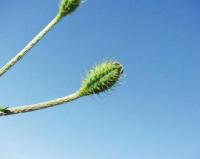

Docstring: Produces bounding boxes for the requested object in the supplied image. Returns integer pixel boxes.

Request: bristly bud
[59,0,81,17]
[79,61,124,96]
[0,107,11,114]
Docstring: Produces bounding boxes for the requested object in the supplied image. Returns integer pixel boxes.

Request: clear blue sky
[0,0,200,159]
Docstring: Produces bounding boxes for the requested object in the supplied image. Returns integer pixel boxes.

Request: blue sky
[0,0,200,159]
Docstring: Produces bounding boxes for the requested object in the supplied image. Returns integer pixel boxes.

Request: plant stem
[0,14,62,77]
[0,92,81,116]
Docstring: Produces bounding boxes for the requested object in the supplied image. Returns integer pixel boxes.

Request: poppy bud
[79,61,124,96]
[58,0,81,17]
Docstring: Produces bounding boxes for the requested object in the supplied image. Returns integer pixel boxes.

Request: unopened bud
[79,61,124,96]
[59,0,81,17]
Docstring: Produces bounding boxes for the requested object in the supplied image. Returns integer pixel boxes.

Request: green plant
[0,0,124,116]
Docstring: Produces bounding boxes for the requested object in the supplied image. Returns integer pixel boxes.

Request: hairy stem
[0,14,62,77]
[0,92,81,116]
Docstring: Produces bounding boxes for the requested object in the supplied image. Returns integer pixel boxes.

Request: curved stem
[0,14,62,77]
[0,91,81,116]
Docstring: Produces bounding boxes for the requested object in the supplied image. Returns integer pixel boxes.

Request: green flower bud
[0,107,11,114]
[79,61,124,96]
[59,0,81,17]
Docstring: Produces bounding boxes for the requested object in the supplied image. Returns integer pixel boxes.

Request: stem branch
[0,14,62,77]
[0,92,81,116]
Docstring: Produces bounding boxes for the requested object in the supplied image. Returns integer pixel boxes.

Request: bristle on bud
[79,61,124,96]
